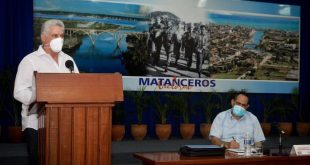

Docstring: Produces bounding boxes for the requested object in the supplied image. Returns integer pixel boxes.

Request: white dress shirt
[14,45,79,131]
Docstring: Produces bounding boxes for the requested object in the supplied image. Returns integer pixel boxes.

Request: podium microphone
[279,129,285,155]
[65,60,74,73]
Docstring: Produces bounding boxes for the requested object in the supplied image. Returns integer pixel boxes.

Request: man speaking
[14,19,79,165]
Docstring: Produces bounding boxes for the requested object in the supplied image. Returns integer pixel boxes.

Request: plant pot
[260,122,271,136]
[155,124,172,140]
[278,122,292,137]
[8,126,23,143]
[296,122,310,136]
[112,124,125,141]
[200,123,211,139]
[131,124,147,141]
[180,123,195,140]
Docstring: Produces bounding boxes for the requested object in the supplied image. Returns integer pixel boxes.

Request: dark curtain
[299,1,310,115]
[0,0,33,141]
[0,0,33,70]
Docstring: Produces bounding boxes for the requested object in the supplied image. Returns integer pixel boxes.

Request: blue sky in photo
[34,0,300,22]
[34,0,147,18]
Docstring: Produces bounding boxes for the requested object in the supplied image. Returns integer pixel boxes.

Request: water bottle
[244,132,252,156]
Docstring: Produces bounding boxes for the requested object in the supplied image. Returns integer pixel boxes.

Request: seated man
[209,91,265,149]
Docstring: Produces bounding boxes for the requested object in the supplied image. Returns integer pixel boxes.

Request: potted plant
[0,68,23,143]
[290,88,310,136]
[259,95,281,136]
[169,93,195,139]
[0,71,5,138]
[7,99,22,143]
[152,93,172,140]
[272,96,294,137]
[194,92,221,139]
[112,102,126,141]
[0,84,3,138]
[126,86,150,140]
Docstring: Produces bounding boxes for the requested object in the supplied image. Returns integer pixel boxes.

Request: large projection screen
[33,0,300,93]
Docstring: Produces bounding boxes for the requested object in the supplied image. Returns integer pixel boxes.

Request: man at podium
[209,91,265,149]
[13,19,79,165]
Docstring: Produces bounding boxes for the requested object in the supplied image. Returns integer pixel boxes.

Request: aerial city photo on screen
[34,0,300,82]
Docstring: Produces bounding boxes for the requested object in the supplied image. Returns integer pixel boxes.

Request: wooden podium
[35,73,123,165]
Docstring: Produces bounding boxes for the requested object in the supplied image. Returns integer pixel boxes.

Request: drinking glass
[255,144,263,156]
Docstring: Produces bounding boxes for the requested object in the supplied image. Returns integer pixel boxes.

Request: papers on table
[227,148,244,153]
[227,148,245,155]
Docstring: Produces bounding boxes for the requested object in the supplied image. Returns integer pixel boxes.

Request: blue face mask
[232,105,246,117]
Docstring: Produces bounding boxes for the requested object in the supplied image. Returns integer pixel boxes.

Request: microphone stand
[279,131,283,155]
[278,130,285,156]
[69,67,73,73]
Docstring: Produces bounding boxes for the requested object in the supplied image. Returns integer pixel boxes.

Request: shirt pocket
[222,121,235,138]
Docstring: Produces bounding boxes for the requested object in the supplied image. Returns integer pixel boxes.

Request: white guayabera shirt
[14,45,79,131]
[209,109,265,149]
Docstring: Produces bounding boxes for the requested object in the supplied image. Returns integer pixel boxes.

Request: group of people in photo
[148,15,210,78]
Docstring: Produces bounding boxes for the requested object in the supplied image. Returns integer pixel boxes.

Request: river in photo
[34,13,149,75]
[244,30,264,49]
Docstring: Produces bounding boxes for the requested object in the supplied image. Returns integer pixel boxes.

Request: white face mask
[49,37,64,53]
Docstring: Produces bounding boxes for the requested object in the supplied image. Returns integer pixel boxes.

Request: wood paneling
[39,105,112,165]
[86,107,99,165]
[72,107,86,165]
[36,73,123,103]
[36,73,123,165]
[59,107,72,165]
[49,107,59,165]
[99,107,112,165]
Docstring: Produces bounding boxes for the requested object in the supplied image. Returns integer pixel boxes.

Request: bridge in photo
[65,28,147,47]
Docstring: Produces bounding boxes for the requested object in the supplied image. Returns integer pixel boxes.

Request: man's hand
[229,139,240,149]
[210,136,240,149]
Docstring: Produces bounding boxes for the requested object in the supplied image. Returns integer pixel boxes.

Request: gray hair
[41,19,65,36]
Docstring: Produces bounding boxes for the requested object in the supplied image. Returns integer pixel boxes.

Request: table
[133,152,310,165]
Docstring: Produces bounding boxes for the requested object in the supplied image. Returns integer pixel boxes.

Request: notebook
[179,145,225,157]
